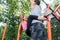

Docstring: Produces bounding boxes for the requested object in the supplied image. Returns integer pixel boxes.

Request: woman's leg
[27,15,38,27]
[26,15,46,38]
[26,15,38,37]
[31,22,46,40]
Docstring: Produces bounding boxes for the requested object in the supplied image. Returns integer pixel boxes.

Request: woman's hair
[34,0,40,5]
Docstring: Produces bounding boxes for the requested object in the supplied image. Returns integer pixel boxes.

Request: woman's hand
[23,16,28,21]
[19,13,23,21]
[38,16,47,20]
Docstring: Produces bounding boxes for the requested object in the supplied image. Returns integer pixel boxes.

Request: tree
[0,0,30,40]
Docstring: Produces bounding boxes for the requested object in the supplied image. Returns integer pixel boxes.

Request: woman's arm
[26,15,47,37]
[27,15,47,27]
[19,13,23,21]
[27,15,38,27]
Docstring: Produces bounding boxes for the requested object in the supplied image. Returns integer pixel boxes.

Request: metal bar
[2,22,8,40]
[42,0,60,22]
[16,22,22,40]
[46,4,52,40]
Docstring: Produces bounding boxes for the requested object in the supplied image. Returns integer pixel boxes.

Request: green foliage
[19,0,30,16]
[0,26,4,39]
[20,31,30,40]
[0,0,30,40]
[51,18,60,40]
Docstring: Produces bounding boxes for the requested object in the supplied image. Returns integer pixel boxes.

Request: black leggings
[27,15,38,28]
[27,15,47,28]
[26,15,45,37]
[26,15,38,37]
[30,22,46,40]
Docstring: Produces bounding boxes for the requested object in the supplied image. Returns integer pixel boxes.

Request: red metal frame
[47,4,60,40]
[2,23,8,40]
[16,23,22,40]
[46,4,52,40]
[16,15,23,40]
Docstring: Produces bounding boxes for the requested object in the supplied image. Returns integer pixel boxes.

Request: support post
[46,4,52,40]
[2,22,8,40]
[16,23,22,40]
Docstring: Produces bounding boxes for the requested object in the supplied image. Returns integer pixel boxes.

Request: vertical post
[47,16,52,40]
[2,22,8,40]
[16,14,23,40]
[46,4,52,40]
[16,23,22,40]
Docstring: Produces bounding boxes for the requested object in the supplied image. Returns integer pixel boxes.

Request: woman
[26,0,47,40]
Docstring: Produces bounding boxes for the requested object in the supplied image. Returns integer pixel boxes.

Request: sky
[41,0,54,10]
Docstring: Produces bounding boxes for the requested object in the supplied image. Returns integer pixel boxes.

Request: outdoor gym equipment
[42,0,60,40]
[45,4,60,40]
[42,0,60,22]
